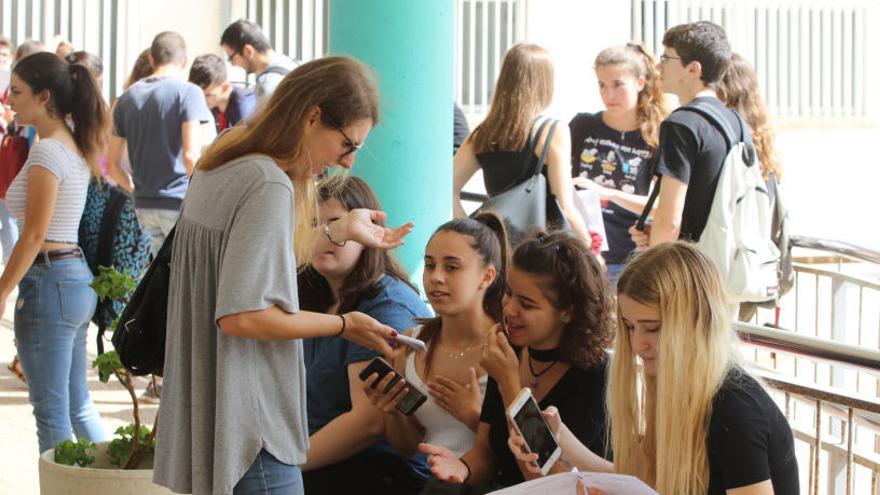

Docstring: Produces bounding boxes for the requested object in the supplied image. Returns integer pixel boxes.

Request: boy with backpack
[632,21,779,303]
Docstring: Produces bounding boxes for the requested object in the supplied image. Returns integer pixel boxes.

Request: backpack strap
[636,176,660,231]
[259,65,292,78]
[94,183,130,355]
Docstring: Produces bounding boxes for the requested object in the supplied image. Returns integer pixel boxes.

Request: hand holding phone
[359,356,427,416]
[506,388,561,476]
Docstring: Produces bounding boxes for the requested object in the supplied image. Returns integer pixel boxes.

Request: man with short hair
[632,21,746,247]
[189,53,256,133]
[108,31,212,257]
[220,19,299,104]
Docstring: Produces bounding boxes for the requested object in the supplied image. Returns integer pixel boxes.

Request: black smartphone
[358,357,427,416]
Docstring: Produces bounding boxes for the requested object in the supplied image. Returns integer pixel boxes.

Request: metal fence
[631,0,873,119]
[0,0,122,98]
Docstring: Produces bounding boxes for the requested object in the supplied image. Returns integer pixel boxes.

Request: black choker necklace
[529,347,560,362]
[527,347,560,389]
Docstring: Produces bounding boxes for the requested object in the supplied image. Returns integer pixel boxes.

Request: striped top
[6,139,91,244]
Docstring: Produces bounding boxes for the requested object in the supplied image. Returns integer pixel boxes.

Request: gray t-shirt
[113,76,212,211]
[153,156,308,495]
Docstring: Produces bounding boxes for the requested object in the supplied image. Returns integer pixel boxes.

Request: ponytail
[67,62,108,178]
[471,211,509,323]
[626,43,669,152]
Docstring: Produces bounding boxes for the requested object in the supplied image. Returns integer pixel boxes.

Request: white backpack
[638,102,780,303]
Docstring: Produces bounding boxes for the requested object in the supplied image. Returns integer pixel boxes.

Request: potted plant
[38,266,172,494]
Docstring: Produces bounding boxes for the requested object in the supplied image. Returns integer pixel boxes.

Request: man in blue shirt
[107,31,212,257]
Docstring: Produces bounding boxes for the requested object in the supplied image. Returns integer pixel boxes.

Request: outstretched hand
[418,443,469,483]
[343,208,413,249]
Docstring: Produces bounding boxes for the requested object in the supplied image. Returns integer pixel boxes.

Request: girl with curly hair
[508,242,798,494]
[421,230,614,490]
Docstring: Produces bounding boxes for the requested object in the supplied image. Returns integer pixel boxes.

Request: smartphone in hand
[359,356,427,416]
[507,387,561,476]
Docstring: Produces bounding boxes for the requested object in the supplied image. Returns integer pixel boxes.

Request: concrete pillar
[329,0,454,282]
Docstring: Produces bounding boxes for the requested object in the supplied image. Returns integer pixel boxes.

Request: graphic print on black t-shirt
[569,112,653,264]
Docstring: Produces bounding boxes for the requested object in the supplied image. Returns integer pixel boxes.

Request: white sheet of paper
[573,189,609,252]
[487,471,658,495]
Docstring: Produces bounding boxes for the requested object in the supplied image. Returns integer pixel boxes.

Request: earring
[560,314,571,324]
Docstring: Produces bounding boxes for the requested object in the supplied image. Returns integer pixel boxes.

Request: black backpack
[111,225,174,377]
[79,179,151,353]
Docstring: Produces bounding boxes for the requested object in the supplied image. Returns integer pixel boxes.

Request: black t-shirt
[479,357,609,487]
[654,96,746,241]
[707,369,799,494]
[569,112,654,264]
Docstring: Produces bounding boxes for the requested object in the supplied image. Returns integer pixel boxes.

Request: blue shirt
[304,274,432,477]
[113,76,212,211]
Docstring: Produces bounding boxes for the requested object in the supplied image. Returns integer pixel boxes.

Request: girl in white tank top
[363,213,511,479]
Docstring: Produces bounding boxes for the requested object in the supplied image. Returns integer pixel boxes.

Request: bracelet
[324,223,347,247]
[337,314,346,336]
[459,457,472,484]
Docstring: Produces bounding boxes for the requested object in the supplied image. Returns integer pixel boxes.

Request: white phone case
[506,387,562,476]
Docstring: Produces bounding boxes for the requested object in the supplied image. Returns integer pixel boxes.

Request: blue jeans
[234,449,303,495]
[135,208,178,258]
[14,254,107,453]
[0,200,19,264]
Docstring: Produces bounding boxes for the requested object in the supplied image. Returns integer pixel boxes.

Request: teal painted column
[330,0,454,284]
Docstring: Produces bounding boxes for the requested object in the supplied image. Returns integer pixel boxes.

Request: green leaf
[53,439,96,467]
[92,351,123,383]
[90,266,136,303]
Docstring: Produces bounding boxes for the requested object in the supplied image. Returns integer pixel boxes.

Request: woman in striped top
[2,52,109,453]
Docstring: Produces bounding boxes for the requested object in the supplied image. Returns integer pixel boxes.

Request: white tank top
[405,328,488,457]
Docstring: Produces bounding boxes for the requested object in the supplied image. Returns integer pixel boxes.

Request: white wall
[523,0,632,122]
[115,0,232,93]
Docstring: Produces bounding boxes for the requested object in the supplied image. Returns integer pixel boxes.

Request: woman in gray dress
[153,56,408,495]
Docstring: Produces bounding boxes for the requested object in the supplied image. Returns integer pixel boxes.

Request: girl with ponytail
[1,51,110,453]
[569,42,669,284]
[363,212,508,494]
[422,230,614,490]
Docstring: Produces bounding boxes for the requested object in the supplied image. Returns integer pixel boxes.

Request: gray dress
[153,156,309,495]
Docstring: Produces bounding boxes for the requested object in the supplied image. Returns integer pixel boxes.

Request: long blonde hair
[717,53,781,181]
[469,43,554,154]
[198,56,379,264]
[594,43,668,151]
[610,242,737,494]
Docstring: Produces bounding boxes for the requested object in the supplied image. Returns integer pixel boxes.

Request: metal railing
[738,321,880,495]
[739,236,880,494]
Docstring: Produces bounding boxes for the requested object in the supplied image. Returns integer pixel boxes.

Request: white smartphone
[395,333,427,352]
[506,387,561,476]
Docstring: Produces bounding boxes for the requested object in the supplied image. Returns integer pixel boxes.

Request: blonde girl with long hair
[452,43,593,246]
[569,43,668,284]
[154,57,410,495]
[508,242,799,495]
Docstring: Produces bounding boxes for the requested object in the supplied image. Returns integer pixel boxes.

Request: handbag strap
[534,119,558,176]
[521,118,554,177]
